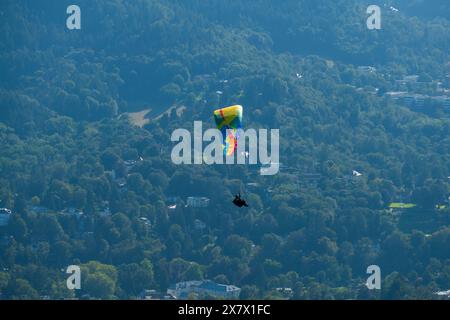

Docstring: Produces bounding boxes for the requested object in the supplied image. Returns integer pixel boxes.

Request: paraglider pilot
[232,193,249,207]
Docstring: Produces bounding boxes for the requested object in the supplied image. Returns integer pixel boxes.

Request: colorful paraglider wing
[213,105,243,156]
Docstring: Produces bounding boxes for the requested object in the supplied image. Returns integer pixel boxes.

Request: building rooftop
[169,280,240,293]
[0,208,12,215]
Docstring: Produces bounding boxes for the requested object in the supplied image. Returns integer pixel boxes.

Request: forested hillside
[0,0,449,299]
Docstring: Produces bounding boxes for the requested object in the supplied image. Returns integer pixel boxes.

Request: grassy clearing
[389,202,416,209]
[125,109,151,127]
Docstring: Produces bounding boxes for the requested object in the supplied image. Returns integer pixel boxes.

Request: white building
[435,290,450,300]
[432,96,450,109]
[139,289,175,300]
[61,208,84,219]
[0,208,12,226]
[275,287,294,298]
[139,217,152,227]
[403,75,419,83]
[357,66,376,73]
[124,159,137,170]
[187,197,210,208]
[167,280,241,299]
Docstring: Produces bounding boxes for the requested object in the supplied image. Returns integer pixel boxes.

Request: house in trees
[275,287,294,299]
[167,196,180,210]
[299,173,322,187]
[167,280,241,299]
[60,208,84,219]
[186,197,210,208]
[139,289,175,300]
[434,290,450,300]
[246,182,260,190]
[28,205,50,214]
[0,208,12,226]
[194,219,206,231]
[357,66,376,74]
[433,95,450,109]
[98,201,111,217]
[124,159,137,172]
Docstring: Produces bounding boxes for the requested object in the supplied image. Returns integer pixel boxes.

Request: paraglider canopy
[213,105,243,156]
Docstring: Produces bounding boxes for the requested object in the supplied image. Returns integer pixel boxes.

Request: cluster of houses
[139,279,242,300]
[167,280,241,300]
[275,287,294,299]
[357,64,450,113]
[386,91,450,110]
[27,199,113,219]
[167,196,211,210]
[138,280,241,300]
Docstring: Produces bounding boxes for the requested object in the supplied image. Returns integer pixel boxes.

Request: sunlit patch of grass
[389,202,416,209]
